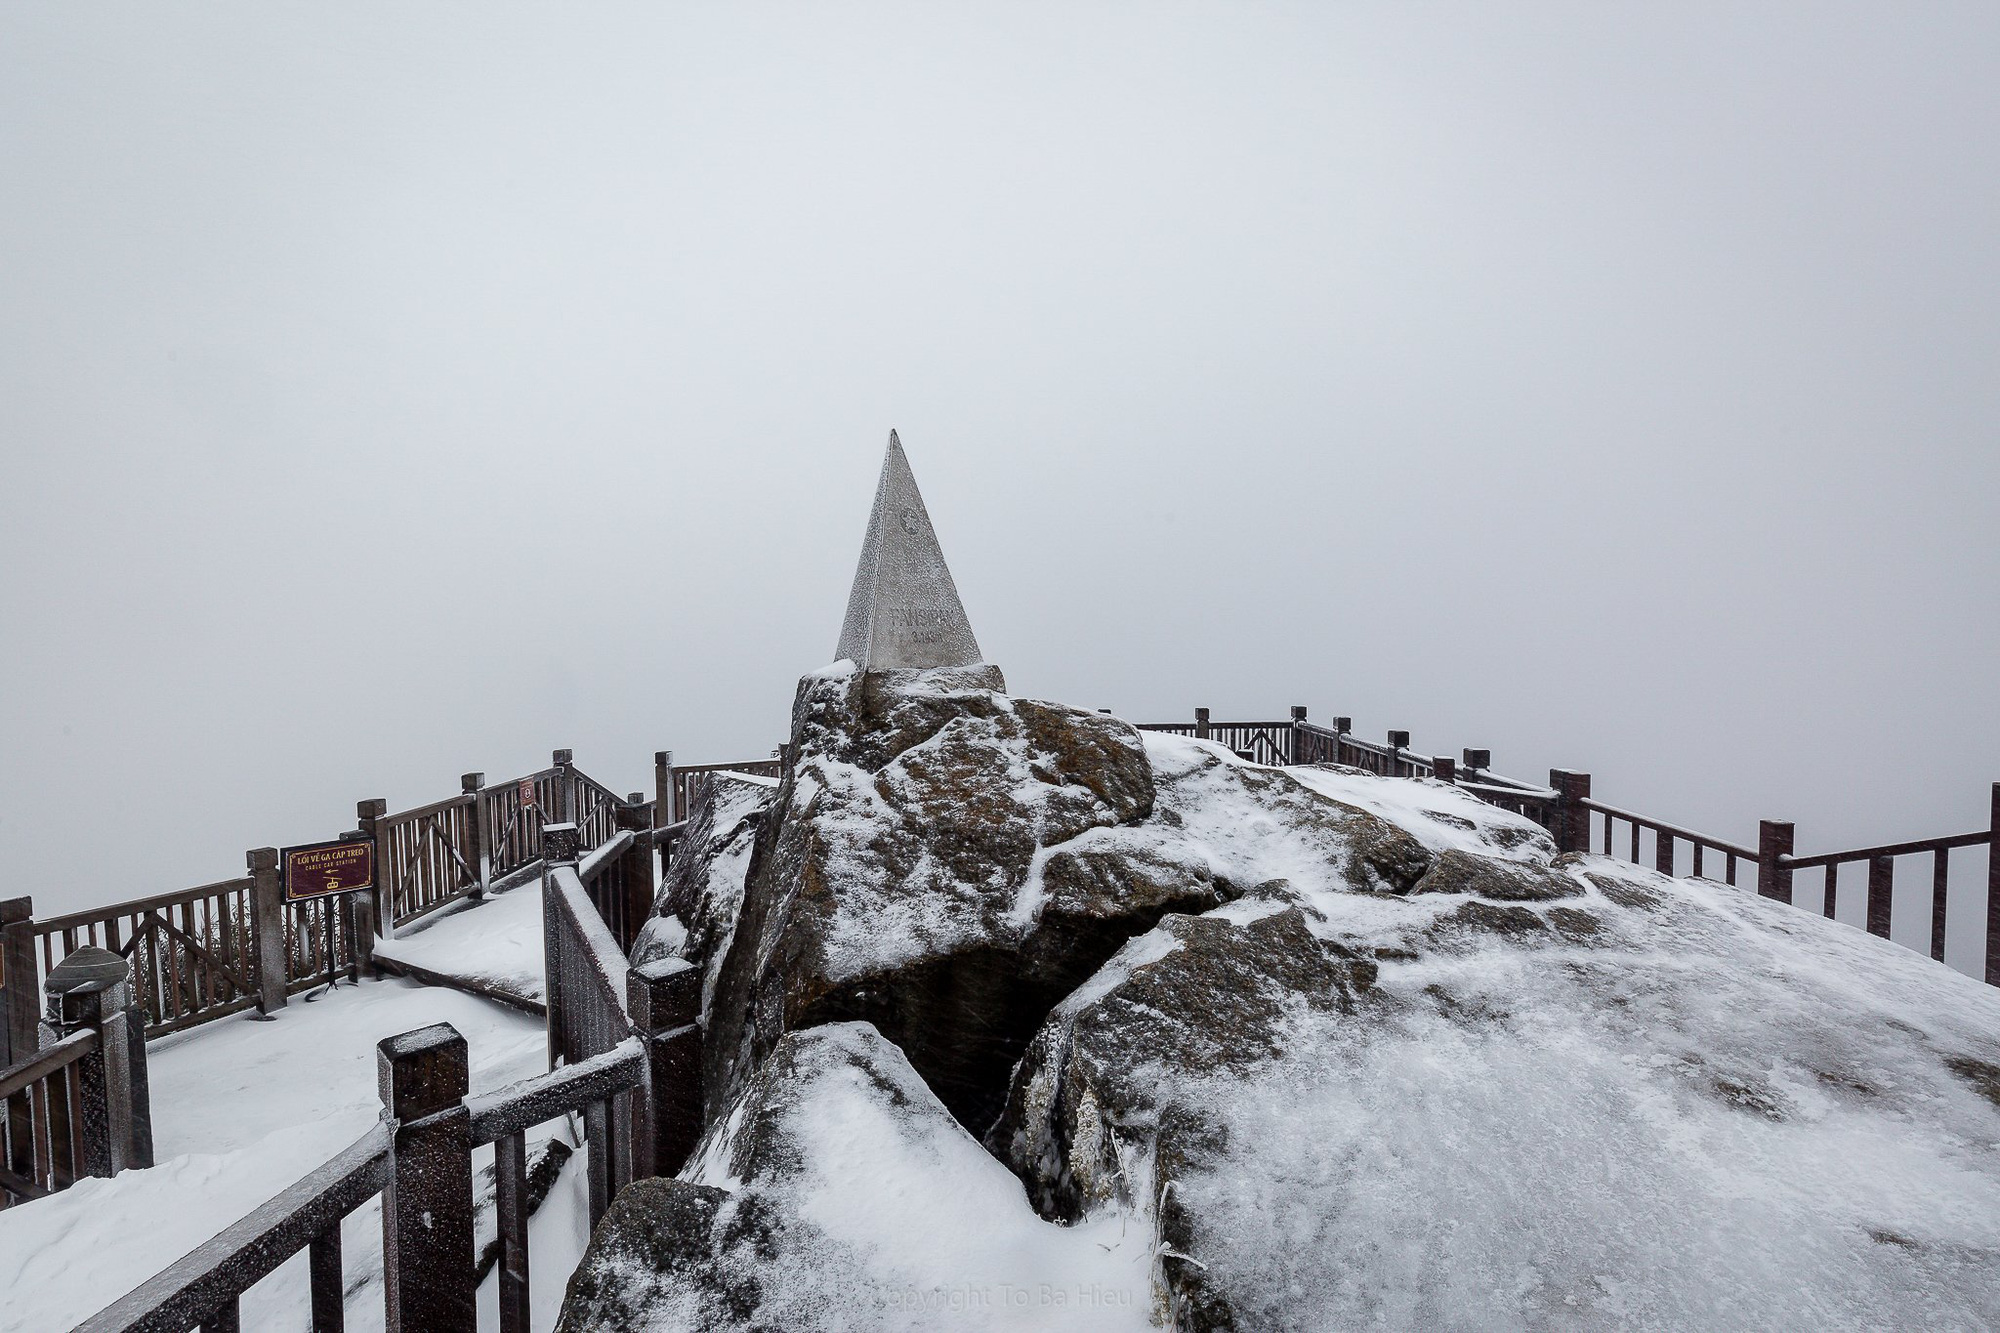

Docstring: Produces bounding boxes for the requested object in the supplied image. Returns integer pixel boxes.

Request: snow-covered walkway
[371,878,549,1012]
[2,921,583,1332]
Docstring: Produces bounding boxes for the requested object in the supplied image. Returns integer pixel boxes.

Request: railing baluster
[47,1065,74,1189]
[1629,821,1639,863]
[1656,830,1675,877]
[309,1224,344,1333]
[1726,851,1737,886]
[584,1098,611,1229]
[1931,847,1949,962]
[200,1296,241,1333]
[1692,843,1704,880]
[495,1129,531,1333]
[1824,863,1839,920]
[1866,855,1893,939]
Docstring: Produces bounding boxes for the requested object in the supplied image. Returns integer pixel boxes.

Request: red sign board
[281,838,375,903]
[519,778,537,809]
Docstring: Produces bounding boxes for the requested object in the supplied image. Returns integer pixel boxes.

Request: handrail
[1459,780,1558,804]
[477,766,561,798]
[1782,829,1989,871]
[32,877,255,935]
[550,866,629,1010]
[579,830,636,884]
[1579,797,1756,860]
[73,1124,392,1333]
[467,1038,644,1147]
[0,1028,98,1101]
[377,789,474,826]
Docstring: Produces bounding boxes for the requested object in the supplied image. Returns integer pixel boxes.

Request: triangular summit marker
[835,431,983,670]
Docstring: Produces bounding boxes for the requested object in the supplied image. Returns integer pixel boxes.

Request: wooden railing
[370,750,633,931]
[29,879,259,1038]
[75,831,704,1333]
[1150,706,1999,989]
[1768,812,1995,967]
[1,950,151,1209]
[655,750,784,826]
[0,1029,99,1205]
[72,1023,655,1333]
[1580,797,1760,889]
[0,749,656,1055]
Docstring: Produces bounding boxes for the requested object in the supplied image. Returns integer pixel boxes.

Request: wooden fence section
[1,749,643,1052]
[0,1029,96,1205]
[22,873,367,1041]
[28,879,258,1038]
[1150,706,2000,989]
[1,941,152,1210]
[372,750,633,931]
[76,842,703,1333]
[656,750,784,826]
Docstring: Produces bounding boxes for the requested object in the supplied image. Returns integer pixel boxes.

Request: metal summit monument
[834,431,984,671]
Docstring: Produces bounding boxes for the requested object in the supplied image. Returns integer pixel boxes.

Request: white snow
[1288,761,1558,863]
[370,880,547,1009]
[675,1023,1156,1331]
[1092,856,2000,1328]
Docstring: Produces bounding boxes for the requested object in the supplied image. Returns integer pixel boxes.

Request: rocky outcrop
[583,674,2000,1332]
[993,855,2000,1330]
[558,1023,1157,1333]
[699,664,1189,1134]
[688,664,1440,1137]
[632,770,776,1018]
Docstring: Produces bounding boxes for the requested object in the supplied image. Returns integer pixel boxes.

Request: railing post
[1,896,37,1066]
[1549,771,1593,855]
[1333,717,1352,765]
[1463,749,1491,774]
[1866,855,1894,939]
[613,795,655,955]
[553,749,576,824]
[628,957,702,1180]
[1289,706,1307,765]
[45,947,143,1178]
[1193,708,1210,741]
[1432,755,1456,785]
[654,749,676,836]
[1758,820,1795,902]
[358,798,389,940]
[541,823,580,1071]
[1986,783,1999,986]
[379,1023,475,1333]
[1387,731,1410,778]
[463,773,488,902]
[247,848,289,1018]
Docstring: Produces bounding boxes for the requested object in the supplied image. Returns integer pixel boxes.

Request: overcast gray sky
[3,5,1995,969]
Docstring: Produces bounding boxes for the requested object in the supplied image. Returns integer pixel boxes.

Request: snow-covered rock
[556,1023,1154,1332]
[999,852,2000,1329]
[701,664,1198,1133]
[587,681,2000,1331]
[633,768,777,1022]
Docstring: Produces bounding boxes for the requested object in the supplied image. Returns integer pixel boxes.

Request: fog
[3,6,1995,971]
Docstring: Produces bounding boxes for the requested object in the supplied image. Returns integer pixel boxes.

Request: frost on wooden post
[834,430,984,671]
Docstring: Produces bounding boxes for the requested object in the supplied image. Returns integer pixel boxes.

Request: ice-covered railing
[1144,705,1999,989]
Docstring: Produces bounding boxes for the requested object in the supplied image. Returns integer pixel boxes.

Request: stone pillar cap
[46,946,128,995]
